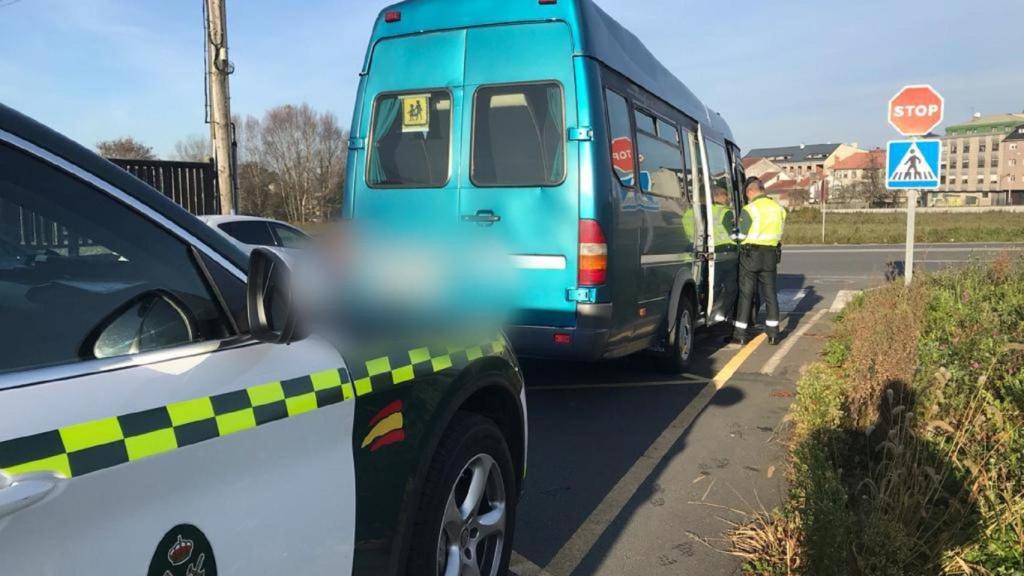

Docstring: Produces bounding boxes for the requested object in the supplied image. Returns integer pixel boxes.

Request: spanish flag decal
[362,400,405,451]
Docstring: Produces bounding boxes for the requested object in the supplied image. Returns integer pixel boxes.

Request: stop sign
[888,85,944,136]
[611,137,634,174]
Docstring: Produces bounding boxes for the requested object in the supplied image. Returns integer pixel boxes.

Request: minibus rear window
[471,82,565,187]
[367,90,451,188]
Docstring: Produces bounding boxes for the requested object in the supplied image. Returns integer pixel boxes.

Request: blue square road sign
[887,139,941,190]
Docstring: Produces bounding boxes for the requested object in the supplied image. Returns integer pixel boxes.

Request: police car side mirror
[246,247,305,345]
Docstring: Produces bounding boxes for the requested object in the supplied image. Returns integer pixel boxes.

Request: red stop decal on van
[611,137,634,174]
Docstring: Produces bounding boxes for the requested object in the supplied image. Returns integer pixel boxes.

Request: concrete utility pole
[206,0,235,215]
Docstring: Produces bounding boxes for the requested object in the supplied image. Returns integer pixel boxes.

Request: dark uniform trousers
[734,244,781,338]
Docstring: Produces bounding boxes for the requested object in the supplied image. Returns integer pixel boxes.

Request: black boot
[726,332,749,345]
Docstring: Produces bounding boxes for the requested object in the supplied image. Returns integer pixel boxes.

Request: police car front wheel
[408,412,517,576]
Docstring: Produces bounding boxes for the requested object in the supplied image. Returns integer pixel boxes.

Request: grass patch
[732,254,1024,575]
[786,209,1024,245]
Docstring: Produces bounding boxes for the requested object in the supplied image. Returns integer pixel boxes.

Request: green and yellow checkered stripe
[0,336,508,479]
[0,368,353,479]
[348,337,507,397]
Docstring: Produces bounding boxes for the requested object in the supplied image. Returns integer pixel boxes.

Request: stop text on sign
[892,104,940,118]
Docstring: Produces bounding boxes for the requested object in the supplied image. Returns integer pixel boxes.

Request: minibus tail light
[384,11,401,23]
[578,219,607,286]
[539,0,557,4]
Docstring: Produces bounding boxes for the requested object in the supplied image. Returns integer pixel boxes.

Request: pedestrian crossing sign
[886,139,941,190]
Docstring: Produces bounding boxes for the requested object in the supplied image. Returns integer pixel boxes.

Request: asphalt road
[510,242,1023,576]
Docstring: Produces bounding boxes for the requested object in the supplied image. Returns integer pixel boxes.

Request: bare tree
[174,135,212,162]
[235,114,282,218]
[253,104,347,223]
[853,153,894,207]
[96,137,155,160]
[857,167,890,207]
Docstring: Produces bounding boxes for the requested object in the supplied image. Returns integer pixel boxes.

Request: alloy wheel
[678,308,693,362]
[436,453,507,576]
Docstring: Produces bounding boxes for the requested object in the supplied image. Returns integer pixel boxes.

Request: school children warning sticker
[402,95,430,132]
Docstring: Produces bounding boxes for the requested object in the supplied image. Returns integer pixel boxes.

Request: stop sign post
[887,84,944,285]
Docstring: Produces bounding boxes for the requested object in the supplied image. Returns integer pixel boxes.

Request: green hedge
[786,209,1024,245]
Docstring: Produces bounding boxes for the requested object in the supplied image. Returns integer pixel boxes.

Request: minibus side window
[635,110,685,200]
[634,111,656,135]
[688,130,709,245]
[729,145,747,209]
[686,131,704,202]
[706,140,737,212]
[657,120,679,144]
[471,82,565,187]
[367,90,451,188]
[604,89,635,187]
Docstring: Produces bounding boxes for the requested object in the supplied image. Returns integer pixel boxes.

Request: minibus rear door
[458,23,580,328]
[353,31,466,228]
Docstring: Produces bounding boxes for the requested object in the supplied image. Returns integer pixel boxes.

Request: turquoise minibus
[343,0,746,370]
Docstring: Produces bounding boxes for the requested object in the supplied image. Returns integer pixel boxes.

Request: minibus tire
[658,297,695,373]
[406,412,517,576]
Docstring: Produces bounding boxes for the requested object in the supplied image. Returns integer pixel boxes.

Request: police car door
[0,140,356,575]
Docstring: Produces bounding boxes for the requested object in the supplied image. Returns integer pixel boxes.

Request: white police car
[0,103,526,576]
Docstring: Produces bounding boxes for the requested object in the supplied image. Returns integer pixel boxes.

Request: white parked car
[199,214,311,253]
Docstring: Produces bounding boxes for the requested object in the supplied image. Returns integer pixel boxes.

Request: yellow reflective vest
[711,203,735,247]
[738,195,787,247]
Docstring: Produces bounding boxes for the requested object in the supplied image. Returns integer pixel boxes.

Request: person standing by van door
[731,177,787,345]
[711,188,735,248]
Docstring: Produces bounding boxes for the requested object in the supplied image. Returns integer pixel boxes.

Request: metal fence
[110,158,220,216]
[0,197,98,254]
[10,208,96,253]
[2,160,219,253]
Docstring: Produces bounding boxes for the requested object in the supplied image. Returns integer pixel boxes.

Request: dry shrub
[730,510,802,576]
[835,282,928,428]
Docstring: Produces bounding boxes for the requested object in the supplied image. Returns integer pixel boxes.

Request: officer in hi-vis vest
[711,188,735,248]
[731,177,787,345]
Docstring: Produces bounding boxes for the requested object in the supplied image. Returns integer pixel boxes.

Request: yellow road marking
[538,335,766,576]
[714,333,766,389]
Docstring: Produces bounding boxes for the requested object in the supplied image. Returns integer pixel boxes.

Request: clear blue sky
[2,0,1021,157]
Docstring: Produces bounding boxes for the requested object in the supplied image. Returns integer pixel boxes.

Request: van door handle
[461,210,501,225]
[0,477,58,519]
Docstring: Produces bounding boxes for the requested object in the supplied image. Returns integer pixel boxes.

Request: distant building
[1002,124,1024,205]
[741,157,782,179]
[758,170,790,188]
[831,149,886,184]
[937,113,1024,207]
[766,176,811,208]
[830,149,899,207]
[744,143,862,178]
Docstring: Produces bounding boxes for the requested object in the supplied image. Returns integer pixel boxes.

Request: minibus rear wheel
[659,297,695,373]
